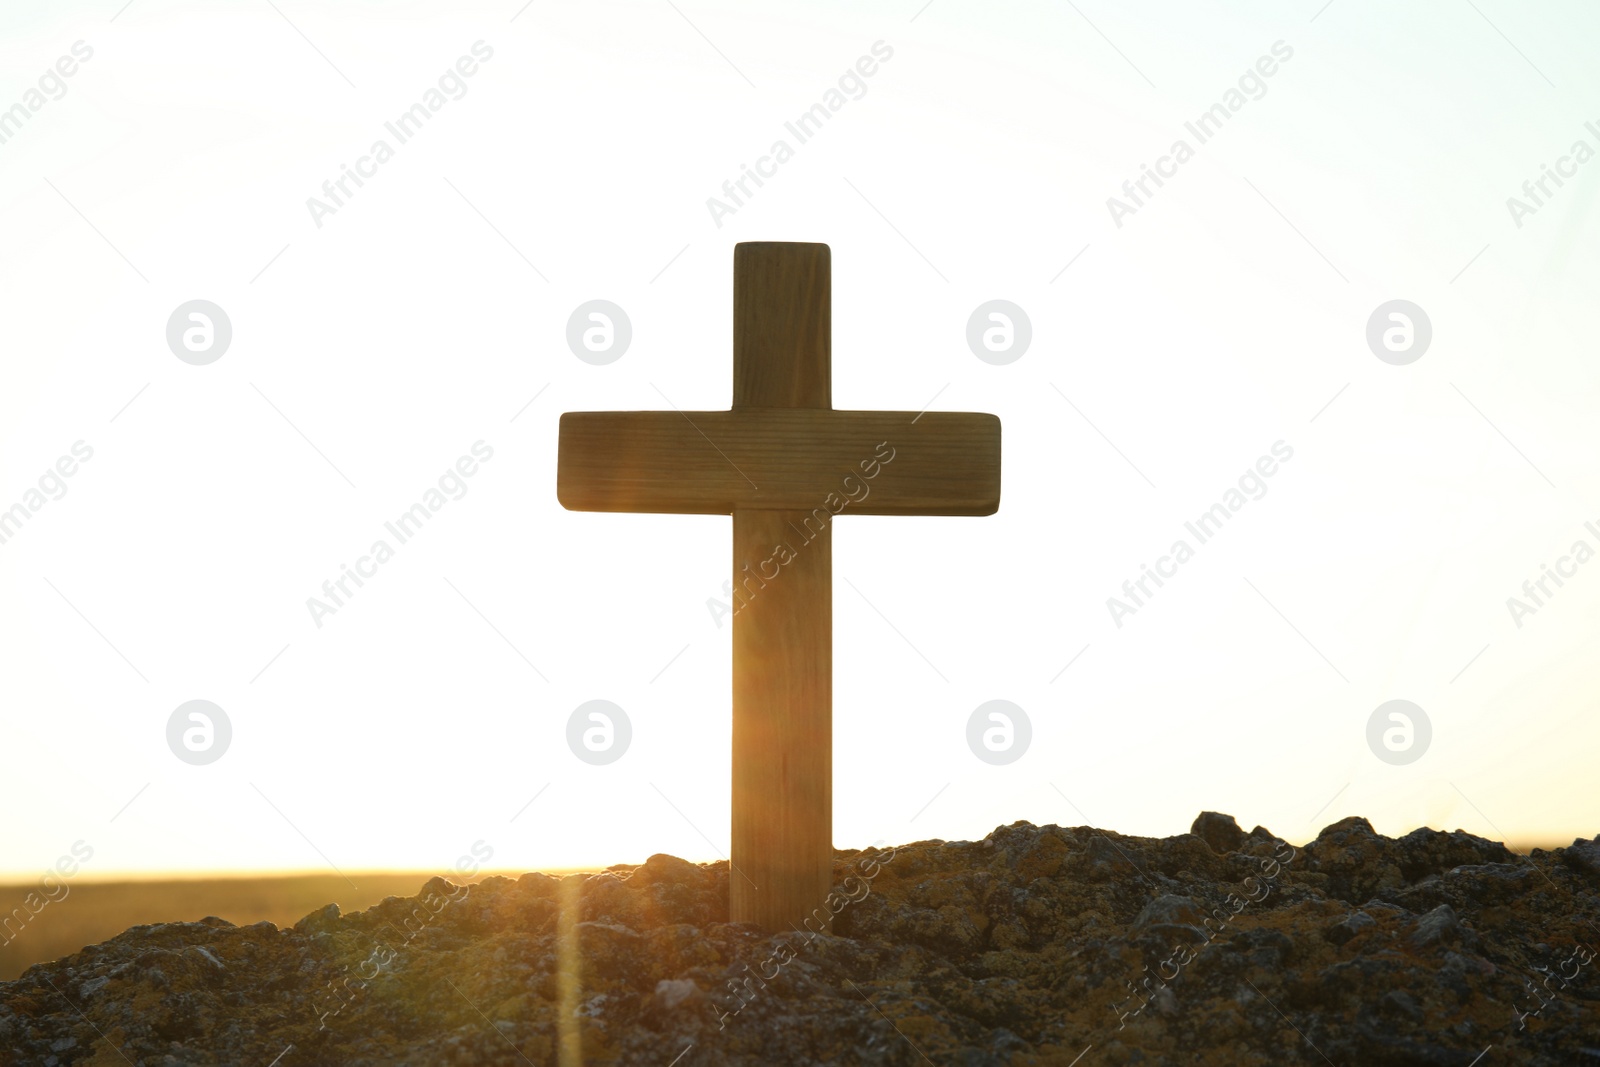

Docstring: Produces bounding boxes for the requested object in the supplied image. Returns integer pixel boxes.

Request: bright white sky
[3,1,1599,881]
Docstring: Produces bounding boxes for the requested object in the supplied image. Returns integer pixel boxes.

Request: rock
[293,902,340,933]
[1013,830,1070,881]
[1563,835,1600,878]
[652,977,700,1010]
[1410,903,1464,947]
[1323,909,1377,946]
[1191,811,1245,854]
[1,826,1596,1065]
[627,852,707,888]
[189,945,225,970]
[1132,894,1207,943]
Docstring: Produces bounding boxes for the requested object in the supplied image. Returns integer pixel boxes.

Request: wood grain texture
[556,409,1001,515]
[733,242,830,411]
[729,506,832,933]
[730,243,833,932]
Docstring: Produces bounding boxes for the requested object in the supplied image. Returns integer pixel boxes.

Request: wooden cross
[557,242,1001,931]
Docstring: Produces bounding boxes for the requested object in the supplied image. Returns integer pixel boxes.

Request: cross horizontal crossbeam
[557,409,1000,515]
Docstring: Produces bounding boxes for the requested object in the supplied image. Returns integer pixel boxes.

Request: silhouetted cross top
[557,242,1002,931]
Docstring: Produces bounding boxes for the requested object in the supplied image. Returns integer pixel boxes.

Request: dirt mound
[2,815,1596,1065]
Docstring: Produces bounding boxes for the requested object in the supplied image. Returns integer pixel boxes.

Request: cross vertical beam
[729,242,834,930]
[733,242,830,410]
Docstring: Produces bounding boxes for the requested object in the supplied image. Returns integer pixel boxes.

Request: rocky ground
[2,814,1597,1066]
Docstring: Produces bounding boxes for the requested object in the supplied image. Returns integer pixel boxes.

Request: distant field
[0,871,569,981]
